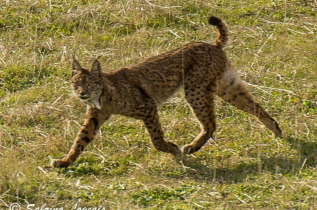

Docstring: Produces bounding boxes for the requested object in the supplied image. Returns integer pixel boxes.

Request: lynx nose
[78,90,88,99]
[79,91,86,96]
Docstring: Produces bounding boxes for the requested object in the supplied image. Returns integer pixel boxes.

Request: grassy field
[0,0,316,209]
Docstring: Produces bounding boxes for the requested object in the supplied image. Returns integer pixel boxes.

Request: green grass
[0,0,316,209]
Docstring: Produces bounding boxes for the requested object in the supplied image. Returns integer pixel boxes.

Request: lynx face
[71,59,103,109]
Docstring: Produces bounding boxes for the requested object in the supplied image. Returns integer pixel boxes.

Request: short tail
[208,16,228,48]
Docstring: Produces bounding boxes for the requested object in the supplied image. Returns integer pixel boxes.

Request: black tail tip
[208,16,222,26]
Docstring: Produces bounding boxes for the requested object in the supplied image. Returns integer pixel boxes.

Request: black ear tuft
[208,16,222,26]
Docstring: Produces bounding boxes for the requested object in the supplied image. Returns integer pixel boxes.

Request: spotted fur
[52,16,281,168]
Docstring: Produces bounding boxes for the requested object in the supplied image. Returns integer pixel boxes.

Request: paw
[172,147,182,157]
[181,144,197,155]
[276,132,282,138]
[51,159,71,168]
[168,142,182,157]
[275,129,282,138]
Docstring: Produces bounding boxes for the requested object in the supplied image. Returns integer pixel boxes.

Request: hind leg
[181,86,216,155]
[217,69,282,137]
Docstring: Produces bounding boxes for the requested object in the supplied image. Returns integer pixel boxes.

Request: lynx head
[70,58,103,109]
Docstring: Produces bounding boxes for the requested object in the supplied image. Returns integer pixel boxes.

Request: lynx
[52,16,282,168]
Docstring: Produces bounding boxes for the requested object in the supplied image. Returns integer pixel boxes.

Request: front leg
[52,108,109,168]
[143,110,181,157]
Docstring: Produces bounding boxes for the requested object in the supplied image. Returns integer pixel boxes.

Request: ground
[0,0,316,209]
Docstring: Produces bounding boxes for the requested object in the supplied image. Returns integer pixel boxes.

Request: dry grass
[0,0,316,209]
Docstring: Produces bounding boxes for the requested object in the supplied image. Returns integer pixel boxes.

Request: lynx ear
[72,59,82,70]
[91,58,102,77]
[72,59,82,77]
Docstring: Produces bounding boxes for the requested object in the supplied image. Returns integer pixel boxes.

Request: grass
[0,0,316,209]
